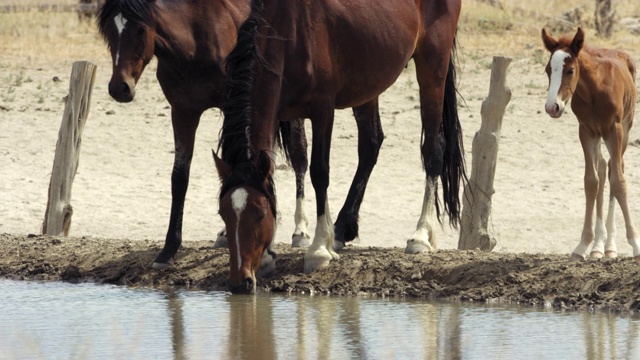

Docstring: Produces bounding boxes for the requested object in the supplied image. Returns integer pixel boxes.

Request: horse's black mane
[218,0,276,217]
[97,0,155,44]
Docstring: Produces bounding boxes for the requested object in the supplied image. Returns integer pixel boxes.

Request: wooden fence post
[458,56,512,251]
[43,61,97,236]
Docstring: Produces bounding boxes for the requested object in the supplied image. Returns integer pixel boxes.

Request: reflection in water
[1,280,639,359]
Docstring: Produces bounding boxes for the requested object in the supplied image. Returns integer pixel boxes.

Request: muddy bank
[1,233,639,313]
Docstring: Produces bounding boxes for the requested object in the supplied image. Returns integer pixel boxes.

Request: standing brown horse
[97,0,312,270]
[542,28,640,261]
[215,0,465,293]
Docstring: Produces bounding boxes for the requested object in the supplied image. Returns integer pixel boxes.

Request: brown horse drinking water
[542,28,640,261]
[215,0,465,293]
[97,0,313,270]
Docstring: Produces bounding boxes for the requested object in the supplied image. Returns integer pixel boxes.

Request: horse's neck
[154,0,249,64]
[574,50,598,104]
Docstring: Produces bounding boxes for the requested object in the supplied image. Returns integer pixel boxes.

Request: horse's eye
[567,69,574,75]
[137,27,146,36]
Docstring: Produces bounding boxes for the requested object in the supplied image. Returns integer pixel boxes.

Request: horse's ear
[541,28,558,52]
[212,150,231,182]
[570,27,585,55]
[256,151,273,181]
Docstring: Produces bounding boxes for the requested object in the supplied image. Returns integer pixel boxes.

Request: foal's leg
[571,130,600,261]
[589,148,608,259]
[153,107,202,269]
[287,118,311,248]
[334,99,384,250]
[304,106,339,274]
[604,126,640,259]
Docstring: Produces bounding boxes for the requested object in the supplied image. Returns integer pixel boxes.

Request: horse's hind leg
[334,99,384,250]
[153,107,202,269]
[287,118,311,248]
[406,34,457,254]
[604,125,640,259]
[304,105,339,274]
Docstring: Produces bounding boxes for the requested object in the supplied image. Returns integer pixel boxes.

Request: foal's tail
[439,36,467,228]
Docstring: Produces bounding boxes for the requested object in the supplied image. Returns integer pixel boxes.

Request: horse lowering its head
[98,0,155,102]
[541,28,640,261]
[213,151,277,294]
[218,0,463,281]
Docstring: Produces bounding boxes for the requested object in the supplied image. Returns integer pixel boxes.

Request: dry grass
[0,1,638,70]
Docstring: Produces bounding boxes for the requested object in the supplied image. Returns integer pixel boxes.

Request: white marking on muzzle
[231,188,248,271]
[114,13,128,66]
[546,50,571,113]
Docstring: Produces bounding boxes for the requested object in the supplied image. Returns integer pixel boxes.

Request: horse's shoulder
[585,47,635,77]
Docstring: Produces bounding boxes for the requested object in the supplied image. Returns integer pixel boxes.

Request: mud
[2,233,639,313]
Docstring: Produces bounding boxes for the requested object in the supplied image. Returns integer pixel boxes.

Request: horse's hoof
[404,239,432,254]
[292,233,311,248]
[303,247,332,274]
[213,232,228,249]
[152,261,172,270]
[590,251,604,259]
[569,253,585,261]
[634,255,640,263]
[257,259,276,278]
[604,250,618,258]
[333,239,345,252]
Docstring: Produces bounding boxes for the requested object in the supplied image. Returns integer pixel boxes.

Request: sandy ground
[1,1,640,312]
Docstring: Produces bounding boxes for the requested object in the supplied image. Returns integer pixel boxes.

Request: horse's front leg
[571,130,600,261]
[589,149,608,258]
[153,106,201,269]
[304,106,339,274]
[334,99,384,250]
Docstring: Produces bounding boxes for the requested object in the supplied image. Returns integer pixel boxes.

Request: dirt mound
[2,234,639,313]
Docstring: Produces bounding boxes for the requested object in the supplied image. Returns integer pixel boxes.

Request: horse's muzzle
[228,276,256,294]
[108,80,135,103]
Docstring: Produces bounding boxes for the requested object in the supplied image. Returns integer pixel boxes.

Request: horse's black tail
[439,36,467,228]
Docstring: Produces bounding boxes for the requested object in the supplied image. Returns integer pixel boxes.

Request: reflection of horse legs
[153,107,202,269]
[334,100,384,249]
[213,118,311,248]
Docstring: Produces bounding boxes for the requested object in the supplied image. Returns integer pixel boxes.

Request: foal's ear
[212,150,231,182]
[541,28,558,52]
[570,27,585,54]
[256,151,273,181]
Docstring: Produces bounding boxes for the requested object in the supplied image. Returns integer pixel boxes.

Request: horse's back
[270,0,422,109]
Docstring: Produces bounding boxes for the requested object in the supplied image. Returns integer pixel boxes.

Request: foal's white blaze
[231,188,248,271]
[545,50,571,114]
[113,13,128,66]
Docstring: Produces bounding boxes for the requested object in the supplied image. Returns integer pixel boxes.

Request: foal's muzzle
[545,101,565,118]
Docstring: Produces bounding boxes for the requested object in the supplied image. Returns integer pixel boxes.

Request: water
[1,280,639,360]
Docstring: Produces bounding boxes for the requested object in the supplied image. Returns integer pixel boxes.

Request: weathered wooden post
[458,56,512,251]
[595,0,615,38]
[43,61,97,236]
